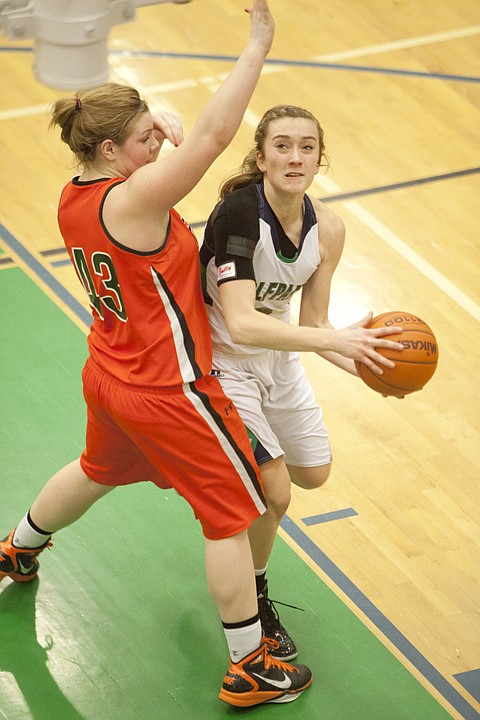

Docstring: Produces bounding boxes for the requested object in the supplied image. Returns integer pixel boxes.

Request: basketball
[354,312,439,397]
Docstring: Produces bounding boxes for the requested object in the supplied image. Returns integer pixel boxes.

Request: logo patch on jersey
[217,261,237,281]
[210,369,225,379]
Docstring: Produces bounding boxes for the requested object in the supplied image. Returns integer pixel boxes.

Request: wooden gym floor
[0,1,479,718]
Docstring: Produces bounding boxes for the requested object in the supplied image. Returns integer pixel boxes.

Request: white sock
[254,564,268,577]
[223,617,262,662]
[255,564,268,595]
[13,512,52,548]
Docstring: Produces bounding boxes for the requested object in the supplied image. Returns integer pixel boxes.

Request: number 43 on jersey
[71,247,127,322]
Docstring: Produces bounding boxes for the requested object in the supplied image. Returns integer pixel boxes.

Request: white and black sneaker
[219,641,312,707]
[258,580,299,660]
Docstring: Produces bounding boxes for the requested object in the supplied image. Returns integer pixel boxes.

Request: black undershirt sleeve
[213,184,260,285]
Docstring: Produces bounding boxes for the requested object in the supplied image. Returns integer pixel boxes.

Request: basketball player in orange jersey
[200,105,404,659]
[0,2,316,708]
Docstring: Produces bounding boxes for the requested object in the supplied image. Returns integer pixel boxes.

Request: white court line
[0,103,51,120]
[310,174,480,322]
[313,25,480,62]
[1,62,477,323]
[126,78,198,95]
[344,201,480,321]
[245,110,480,324]
[2,23,477,121]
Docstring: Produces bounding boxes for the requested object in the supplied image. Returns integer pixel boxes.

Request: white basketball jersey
[201,183,321,356]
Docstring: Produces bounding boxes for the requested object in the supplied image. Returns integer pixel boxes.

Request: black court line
[192,166,480,223]
[1,46,479,83]
[0,256,15,267]
[112,51,480,84]
[1,166,477,268]
[0,224,92,327]
[281,516,480,720]
[319,167,480,203]
[302,508,359,525]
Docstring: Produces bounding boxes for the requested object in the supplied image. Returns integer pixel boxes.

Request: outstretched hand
[245,0,275,56]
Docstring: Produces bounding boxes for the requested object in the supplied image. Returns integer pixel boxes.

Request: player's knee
[289,463,331,490]
[259,457,291,518]
[265,484,291,519]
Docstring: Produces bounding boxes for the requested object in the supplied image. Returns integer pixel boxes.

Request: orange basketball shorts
[80,358,266,540]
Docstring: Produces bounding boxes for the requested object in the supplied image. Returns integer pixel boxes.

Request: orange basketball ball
[354,311,439,397]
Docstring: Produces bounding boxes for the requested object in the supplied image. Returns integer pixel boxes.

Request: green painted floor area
[0,267,454,719]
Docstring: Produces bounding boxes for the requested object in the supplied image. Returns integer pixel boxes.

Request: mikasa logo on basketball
[400,339,437,355]
[217,262,237,281]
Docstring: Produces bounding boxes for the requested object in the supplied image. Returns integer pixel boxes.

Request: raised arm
[124,0,274,217]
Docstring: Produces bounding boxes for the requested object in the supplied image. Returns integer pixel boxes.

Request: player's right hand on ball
[339,313,404,374]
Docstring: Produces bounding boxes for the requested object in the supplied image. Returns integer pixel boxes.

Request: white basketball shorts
[211,349,331,468]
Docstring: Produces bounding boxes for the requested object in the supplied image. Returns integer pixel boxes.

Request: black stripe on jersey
[190,383,267,507]
[94,178,171,256]
[151,267,203,380]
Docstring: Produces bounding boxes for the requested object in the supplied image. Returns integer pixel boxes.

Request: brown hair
[219,105,328,197]
[49,83,149,167]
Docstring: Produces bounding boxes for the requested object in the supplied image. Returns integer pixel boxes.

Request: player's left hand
[153,111,184,147]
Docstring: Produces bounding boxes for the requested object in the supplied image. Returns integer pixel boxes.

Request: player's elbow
[204,127,235,160]
[224,316,255,346]
[226,321,251,346]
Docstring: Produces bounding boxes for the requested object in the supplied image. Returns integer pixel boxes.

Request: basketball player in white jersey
[200,105,403,659]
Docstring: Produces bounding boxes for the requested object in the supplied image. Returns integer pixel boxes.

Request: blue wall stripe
[280,514,479,720]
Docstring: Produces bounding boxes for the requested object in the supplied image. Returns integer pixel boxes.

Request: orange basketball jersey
[58,177,212,387]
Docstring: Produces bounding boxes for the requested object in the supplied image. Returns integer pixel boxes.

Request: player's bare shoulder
[309,195,346,256]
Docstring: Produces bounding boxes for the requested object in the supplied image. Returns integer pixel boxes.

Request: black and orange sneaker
[258,580,299,660]
[0,529,51,583]
[219,641,312,707]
